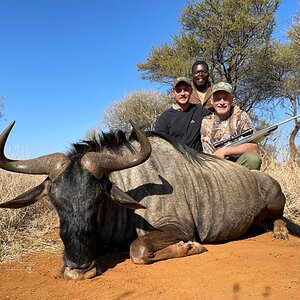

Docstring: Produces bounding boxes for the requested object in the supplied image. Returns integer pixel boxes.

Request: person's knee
[237,152,262,170]
[247,152,262,170]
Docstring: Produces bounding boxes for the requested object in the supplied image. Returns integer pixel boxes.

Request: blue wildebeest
[0,121,288,280]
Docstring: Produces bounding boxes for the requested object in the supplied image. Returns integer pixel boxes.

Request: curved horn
[0,121,70,180]
[81,120,152,178]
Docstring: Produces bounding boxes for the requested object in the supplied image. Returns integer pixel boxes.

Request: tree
[247,13,300,164]
[281,13,300,164]
[288,11,300,65]
[137,0,280,111]
[102,90,172,132]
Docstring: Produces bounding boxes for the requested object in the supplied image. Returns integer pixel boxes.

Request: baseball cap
[172,76,191,89]
[212,82,233,94]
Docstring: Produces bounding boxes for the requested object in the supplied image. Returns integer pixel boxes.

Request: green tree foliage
[137,0,280,110]
[288,12,300,64]
[102,90,172,132]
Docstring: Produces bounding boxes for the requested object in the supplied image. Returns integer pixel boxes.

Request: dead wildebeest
[0,121,288,280]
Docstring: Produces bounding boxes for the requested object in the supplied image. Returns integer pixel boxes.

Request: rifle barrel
[219,114,300,148]
[274,114,300,127]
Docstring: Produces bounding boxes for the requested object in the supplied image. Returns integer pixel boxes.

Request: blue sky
[0,0,299,158]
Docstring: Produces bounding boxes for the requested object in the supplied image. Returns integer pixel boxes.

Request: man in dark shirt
[154,76,211,151]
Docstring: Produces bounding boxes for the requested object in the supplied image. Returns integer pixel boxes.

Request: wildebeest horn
[81,120,152,178]
[0,121,70,180]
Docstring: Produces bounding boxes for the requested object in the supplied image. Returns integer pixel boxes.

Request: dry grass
[0,158,299,264]
[262,156,300,228]
[0,171,61,263]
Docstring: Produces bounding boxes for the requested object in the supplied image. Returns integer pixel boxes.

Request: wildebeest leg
[255,184,288,240]
[273,219,288,240]
[267,192,288,240]
[130,225,208,264]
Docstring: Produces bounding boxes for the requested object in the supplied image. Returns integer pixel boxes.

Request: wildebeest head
[0,120,151,280]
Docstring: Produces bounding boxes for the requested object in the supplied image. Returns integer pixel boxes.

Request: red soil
[0,231,299,299]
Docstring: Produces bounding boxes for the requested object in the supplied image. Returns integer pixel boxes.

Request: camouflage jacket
[200,110,253,155]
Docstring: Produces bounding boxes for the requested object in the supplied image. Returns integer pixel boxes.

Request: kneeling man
[201,82,262,170]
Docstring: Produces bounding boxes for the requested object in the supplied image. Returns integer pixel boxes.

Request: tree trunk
[288,120,300,165]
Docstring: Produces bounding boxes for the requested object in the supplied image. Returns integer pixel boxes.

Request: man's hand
[213,147,228,159]
[213,143,259,159]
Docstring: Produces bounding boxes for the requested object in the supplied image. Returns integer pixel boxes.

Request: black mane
[68,128,215,166]
[68,129,130,156]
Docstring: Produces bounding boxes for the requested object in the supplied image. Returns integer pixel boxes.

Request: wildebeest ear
[108,184,146,210]
[0,180,50,209]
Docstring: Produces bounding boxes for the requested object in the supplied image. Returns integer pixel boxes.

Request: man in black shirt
[154,77,211,151]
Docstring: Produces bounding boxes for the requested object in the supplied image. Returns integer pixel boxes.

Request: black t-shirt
[154,104,211,151]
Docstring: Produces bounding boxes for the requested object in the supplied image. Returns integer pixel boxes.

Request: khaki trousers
[235,151,262,170]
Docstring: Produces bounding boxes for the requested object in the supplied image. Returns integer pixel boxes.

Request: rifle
[213,114,300,149]
[213,128,253,148]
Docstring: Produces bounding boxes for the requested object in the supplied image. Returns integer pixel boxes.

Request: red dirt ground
[0,231,299,300]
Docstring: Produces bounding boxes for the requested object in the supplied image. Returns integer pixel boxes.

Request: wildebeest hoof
[273,230,289,240]
[273,219,289,240]
[184,241,208,255]
[63,265,101,280]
